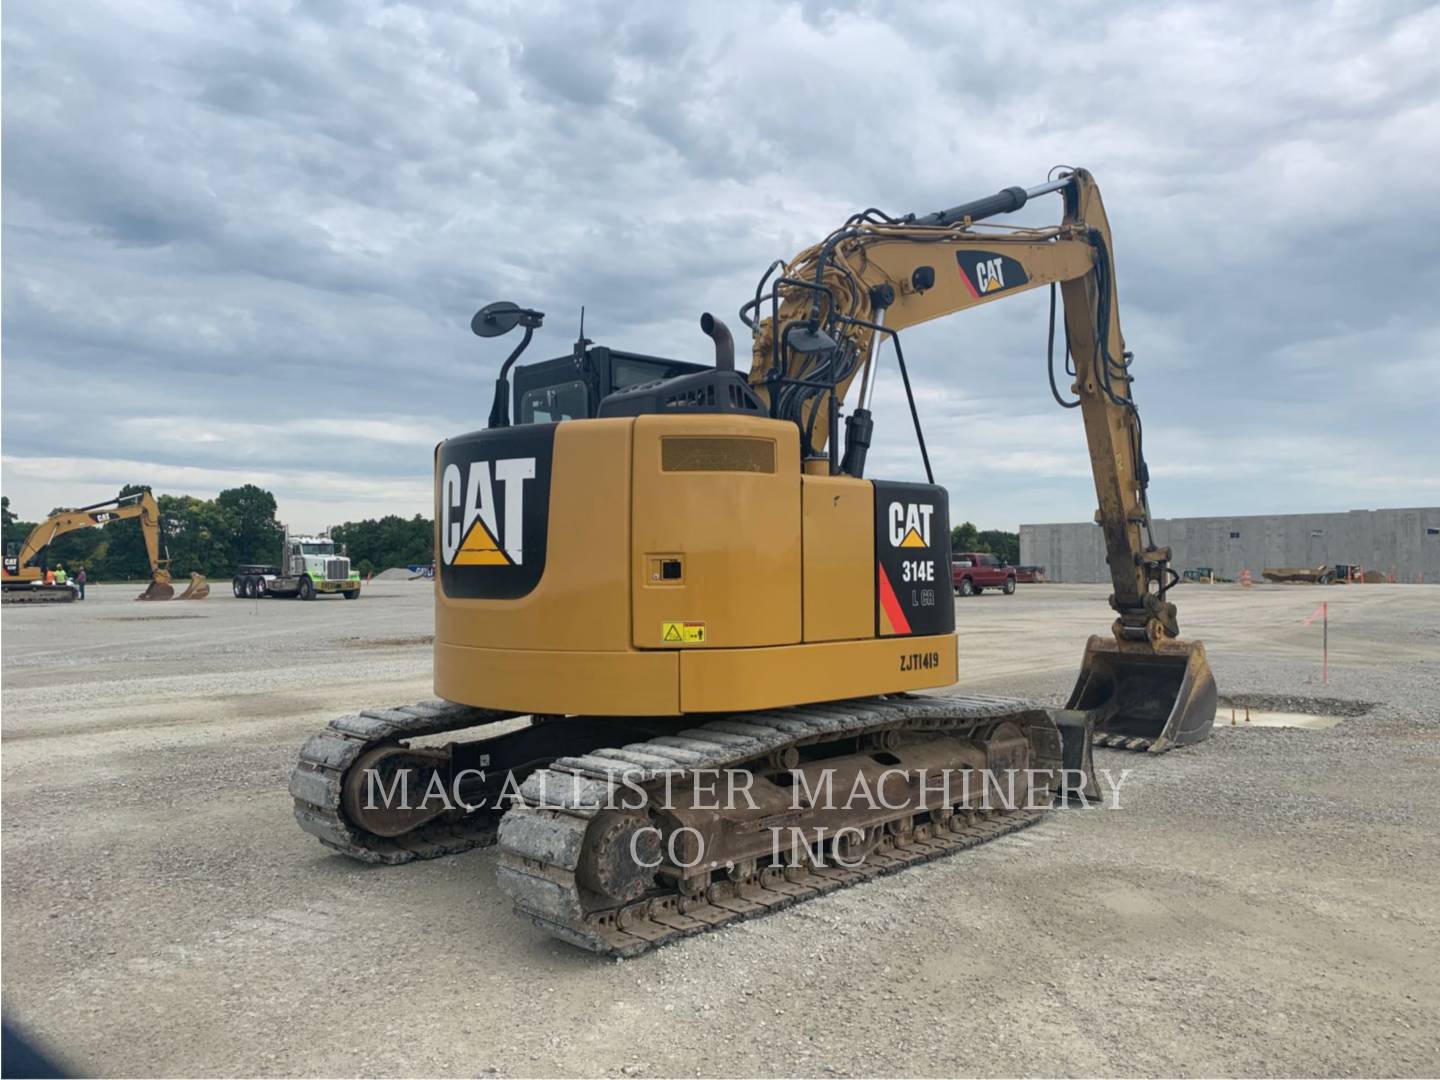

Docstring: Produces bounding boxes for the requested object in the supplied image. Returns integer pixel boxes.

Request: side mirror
[473,301,546,429]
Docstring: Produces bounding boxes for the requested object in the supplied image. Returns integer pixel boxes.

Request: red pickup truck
[952,552,1017,597]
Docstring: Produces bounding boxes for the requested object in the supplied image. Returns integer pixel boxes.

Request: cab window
[520,381,589,424]
[612,358,672,389]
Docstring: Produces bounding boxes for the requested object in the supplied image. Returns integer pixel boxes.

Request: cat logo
[975,257,1006,293]
[91,512,115,524]
[439,457,536,567]
[888,501,934,549]
[956,250,1030,299]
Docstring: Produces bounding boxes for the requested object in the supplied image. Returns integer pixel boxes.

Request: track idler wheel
[340,744,452,838]
[576,812,662,906]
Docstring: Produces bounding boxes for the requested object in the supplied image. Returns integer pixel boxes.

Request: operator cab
[473,300,766,429]
[513,347,708,423]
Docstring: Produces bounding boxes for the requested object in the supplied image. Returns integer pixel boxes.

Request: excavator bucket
[178,573,210,600]
[1065,634,1217,753]
[136,578,175,601]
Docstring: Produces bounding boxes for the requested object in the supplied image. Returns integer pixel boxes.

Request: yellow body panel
[679,634,956,713]
[800,474,873,643]
[630,414,801,650]
[434,641,679,714]
[434,419,634,653]
[434,413,956,717]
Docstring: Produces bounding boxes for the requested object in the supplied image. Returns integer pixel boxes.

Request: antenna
[573,305,592,359]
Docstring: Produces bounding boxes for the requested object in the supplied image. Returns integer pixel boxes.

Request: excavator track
[1,586,77,605]
[289,700,518,864]
[497,693,1060,957]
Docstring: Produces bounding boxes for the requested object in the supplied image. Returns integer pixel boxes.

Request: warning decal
[661,621,707,644]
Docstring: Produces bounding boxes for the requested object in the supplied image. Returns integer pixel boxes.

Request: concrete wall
[1020,508,1440,584]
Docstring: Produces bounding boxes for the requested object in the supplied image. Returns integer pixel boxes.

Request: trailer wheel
[299,577,315,601]
[1003,576,1016,595]
[232,577,244,598]
[244,576,259,598]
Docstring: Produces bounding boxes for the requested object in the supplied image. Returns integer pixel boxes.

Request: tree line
[2,486,442,582]
[331,515,433,577]
[2,485,285,582]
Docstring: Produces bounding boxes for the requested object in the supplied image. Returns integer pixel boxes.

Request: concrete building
[1020,508,1440,584]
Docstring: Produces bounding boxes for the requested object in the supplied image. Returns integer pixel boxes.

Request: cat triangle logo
[454,518,513,566]
[899,527,927,548]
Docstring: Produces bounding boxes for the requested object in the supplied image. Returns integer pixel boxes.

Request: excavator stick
[136,575,175,601]
[1065,635,1217,753]
[178,573,210,600]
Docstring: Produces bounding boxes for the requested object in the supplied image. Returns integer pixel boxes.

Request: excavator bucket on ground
[1065,634,1217,753]
[136,573,175,601]
[178,573,210,600]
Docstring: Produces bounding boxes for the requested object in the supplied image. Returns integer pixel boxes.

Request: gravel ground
[3,580,1438,1077]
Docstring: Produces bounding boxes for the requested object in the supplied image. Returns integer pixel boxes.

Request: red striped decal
[877,563,912,636]
[957,264,980,300]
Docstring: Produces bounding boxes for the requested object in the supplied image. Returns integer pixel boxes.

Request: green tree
[2,496,37,548]
[977,529,1020,566]
[159,495,238,577]
[332,514,433,572]
[950,521,980,552]
[948,521,1019,565]
[217,484,284,565]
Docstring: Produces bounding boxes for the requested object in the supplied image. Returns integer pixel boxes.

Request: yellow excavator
[291,167,1216,955]
[1,490,209,603]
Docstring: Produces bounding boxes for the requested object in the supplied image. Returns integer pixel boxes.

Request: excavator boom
[1,490,207,603]
[745,168,1215,752]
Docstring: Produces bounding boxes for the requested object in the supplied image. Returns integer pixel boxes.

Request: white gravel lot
[3,580,1438,1077]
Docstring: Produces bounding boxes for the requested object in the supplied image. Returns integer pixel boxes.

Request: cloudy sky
[4,0,1438,531]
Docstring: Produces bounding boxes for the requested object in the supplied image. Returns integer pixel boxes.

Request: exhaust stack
[700,312,735,371]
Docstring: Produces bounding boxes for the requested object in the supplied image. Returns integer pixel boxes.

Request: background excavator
[1,490,209,603]
[291,167,1216,956]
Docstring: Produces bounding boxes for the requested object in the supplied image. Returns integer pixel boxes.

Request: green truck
[231,533,361,600]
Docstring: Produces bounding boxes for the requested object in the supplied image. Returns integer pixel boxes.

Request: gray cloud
[4,0,1438,531]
